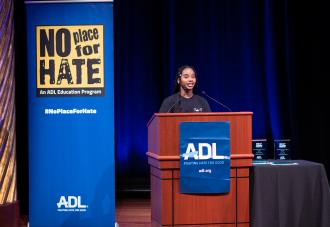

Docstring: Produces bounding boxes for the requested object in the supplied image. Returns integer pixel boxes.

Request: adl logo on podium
[180,122,230,194]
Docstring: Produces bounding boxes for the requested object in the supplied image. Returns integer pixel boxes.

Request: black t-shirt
[159,93,211,113]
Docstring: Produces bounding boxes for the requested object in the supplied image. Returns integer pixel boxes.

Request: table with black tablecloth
[251,160,330,227]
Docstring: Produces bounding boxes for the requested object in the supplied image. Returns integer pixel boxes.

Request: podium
[146,112,253,227]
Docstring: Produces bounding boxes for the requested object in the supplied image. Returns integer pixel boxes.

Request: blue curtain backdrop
[113,0,327,190]
[115,0,329,188]
[15,0,328,211]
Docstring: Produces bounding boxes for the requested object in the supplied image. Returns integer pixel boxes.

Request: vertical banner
[180,122,230,194]
[25,1,114,226]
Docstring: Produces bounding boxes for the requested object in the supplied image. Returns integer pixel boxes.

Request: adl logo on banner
[180,122,230,193]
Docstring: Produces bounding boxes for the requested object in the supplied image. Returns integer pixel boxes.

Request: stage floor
[115,198,151,227]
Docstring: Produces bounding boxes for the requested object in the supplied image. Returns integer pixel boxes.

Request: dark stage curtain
[14,0,328,213]
[113,0,328,190]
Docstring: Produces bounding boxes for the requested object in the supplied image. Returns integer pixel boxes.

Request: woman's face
[178,67,196,92]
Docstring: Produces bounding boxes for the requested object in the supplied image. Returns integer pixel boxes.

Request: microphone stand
[202,91,232,112]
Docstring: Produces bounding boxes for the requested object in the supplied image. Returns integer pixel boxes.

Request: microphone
[167,97,181,113]
[201,91,232,112]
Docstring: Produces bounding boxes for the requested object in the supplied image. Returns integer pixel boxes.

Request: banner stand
[25,1,115,226]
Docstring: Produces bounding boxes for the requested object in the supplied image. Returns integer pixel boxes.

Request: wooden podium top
[147,112,253,126]
[147,112,253,168]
